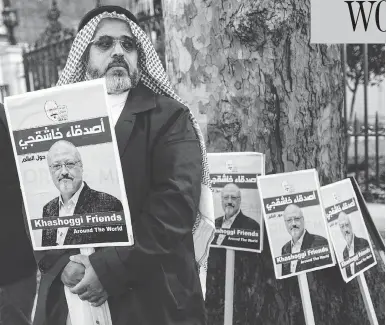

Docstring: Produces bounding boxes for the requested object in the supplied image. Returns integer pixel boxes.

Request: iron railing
[343,44,385,202]
[23,36,74,91]
[347,113,385,198]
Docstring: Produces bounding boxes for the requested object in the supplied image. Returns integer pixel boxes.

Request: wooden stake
[357,273,379,325]
[224,249,235,325]
[297,273,316,325]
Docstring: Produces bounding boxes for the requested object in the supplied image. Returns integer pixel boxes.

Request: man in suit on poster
[42,140,126,247]
[281,204,331,276]
[214,183,260,250]
[338,211,374,277]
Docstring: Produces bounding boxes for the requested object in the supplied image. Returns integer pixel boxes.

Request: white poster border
[4,79,134,251]
[257,168,336,280]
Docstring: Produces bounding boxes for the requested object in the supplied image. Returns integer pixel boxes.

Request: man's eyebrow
[96,34,135,39]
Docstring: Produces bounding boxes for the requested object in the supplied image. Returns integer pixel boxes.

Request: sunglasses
[90,35,137,52]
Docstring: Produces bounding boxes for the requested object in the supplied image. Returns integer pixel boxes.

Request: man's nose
[60,165,69,174]
[111,41,125,56]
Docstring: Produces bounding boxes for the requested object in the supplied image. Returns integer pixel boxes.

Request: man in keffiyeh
[32,5,215,325]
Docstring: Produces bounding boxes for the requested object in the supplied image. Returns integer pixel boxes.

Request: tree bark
[349,77,359,124]
[162,0,385,324]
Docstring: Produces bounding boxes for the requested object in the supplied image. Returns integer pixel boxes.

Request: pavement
[366,203,385,239]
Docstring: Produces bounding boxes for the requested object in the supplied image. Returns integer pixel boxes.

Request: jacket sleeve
[89,108,202,296]
[34,250,76,277]
[0,104,37,282]
[0,104,22,216]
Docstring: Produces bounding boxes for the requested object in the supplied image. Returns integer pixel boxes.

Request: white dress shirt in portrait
[290,230,306,274]
[347,237,355,276]
[56,182,85,245]
[216,208,241,246]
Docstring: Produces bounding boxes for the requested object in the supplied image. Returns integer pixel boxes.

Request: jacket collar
[119,82,156,120]
[73,182,90,215]
[353,235,359,250]
[299,230,310,249]
[115,82,156,156]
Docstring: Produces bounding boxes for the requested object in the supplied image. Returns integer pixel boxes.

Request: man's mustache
[107,57,129,71]
[226,203,235,208]
[344,230,351,236]
[59,175,73,181]
[290,225,300,231]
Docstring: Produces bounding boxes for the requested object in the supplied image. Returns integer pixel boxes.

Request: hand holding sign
[69,254,109,307]
[61,260,85,288]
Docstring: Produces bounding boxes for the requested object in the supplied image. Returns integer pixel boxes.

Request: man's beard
[86,58,141,94]
[290,227,302,238]
[57,177,77,196]
[224,204,237,219]
[289,225,304,242]
[105,68,139,94]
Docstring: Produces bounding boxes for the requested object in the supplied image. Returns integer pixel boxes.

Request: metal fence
[348,112,385,185]
[342,44,385,202]
[23,36,74,91]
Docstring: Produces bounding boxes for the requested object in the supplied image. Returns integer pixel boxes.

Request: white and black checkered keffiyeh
[57,11,215,297]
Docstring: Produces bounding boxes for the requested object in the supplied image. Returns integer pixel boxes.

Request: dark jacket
[33,83,205,325]
[41,182,126,246]
[213,211,261,250]
[281,230,332,276]
[0,104,37,286]
[343,235,374,277]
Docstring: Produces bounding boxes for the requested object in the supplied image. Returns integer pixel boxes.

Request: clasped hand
[61,254,108,307]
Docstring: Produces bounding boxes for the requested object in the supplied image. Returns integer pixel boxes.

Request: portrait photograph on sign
[320,179,377,283]
[257,169,335,279]
[208,152,264,253]
[4,79,134,250]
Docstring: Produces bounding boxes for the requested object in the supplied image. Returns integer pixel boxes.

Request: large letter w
[345,1,376,31]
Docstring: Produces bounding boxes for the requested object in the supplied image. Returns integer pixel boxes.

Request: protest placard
[320,179,377,282]
[4,79,134,250]
[208,152,264,253]
[257,169,335,279]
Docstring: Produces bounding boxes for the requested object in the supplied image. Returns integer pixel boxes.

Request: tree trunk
[162,0,385,324]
